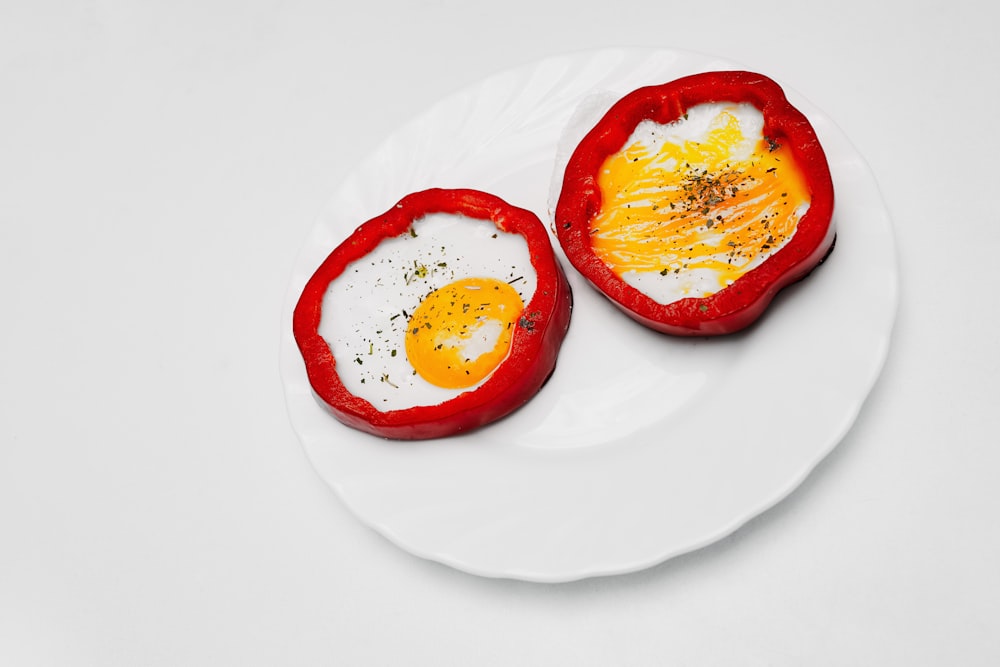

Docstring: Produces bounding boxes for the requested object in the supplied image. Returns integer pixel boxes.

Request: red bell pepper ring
[293,188,573,440]
[554,70,835,336]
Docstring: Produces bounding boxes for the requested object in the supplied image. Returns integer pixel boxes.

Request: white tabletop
[2,1,997,665]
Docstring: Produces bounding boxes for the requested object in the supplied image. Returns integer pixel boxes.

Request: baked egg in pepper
[555,70,835,336]
[294,188,573,440]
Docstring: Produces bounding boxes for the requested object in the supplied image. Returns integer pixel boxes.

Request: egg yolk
[591,106,811,293]
[404,277,524,389]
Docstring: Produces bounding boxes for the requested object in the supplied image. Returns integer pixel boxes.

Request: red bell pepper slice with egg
[293,188,573,440]
[554,70,835,336]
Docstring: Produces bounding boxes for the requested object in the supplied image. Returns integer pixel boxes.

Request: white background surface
[1,1,997,665]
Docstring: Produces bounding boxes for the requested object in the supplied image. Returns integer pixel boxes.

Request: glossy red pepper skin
[293,188,573,440]
[555,70,835,336]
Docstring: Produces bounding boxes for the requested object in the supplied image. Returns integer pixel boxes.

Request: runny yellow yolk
[591,106,811,294]
[404,277,524,389]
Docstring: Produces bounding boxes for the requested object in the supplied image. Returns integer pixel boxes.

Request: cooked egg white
[319,213,537,411]
[591,102,811,304]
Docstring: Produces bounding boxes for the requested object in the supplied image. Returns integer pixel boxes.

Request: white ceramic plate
[280,48,898,582]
